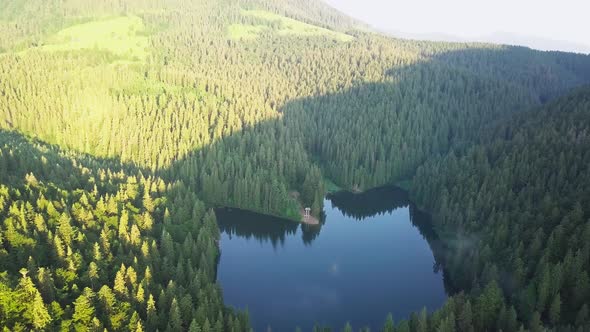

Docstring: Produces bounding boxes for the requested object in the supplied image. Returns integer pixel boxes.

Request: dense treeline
[1,0,590,330]
[411,88,590,330]
[2,0,590,221]
[0,132,249,331]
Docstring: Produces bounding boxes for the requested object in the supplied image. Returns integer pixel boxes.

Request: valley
[0,0,589,331]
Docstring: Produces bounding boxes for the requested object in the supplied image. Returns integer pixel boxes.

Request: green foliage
[72,289,95,330]
[412,88,590,329]
[0,132,247,330]
[0,270,52,330]
[32,15,149,61]
[0,0,590,331]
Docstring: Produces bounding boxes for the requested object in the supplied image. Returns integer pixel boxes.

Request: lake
[215,186,449,331]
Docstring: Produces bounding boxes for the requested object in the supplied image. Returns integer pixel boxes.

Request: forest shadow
[215,207,299,248]
[157,44,590,301]
[3,44,590,309]
[215,207,325,248]
[0,130,145,188]
[163,44,590,222]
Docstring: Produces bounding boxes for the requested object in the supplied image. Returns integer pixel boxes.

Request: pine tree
[31,291,52,329]
[135,320,145,332]
[146,294,158,331]
[549,293,561,325]
[458,300,474,332]
[72,289,95,331]
[189,319,202,332]
[343,322,353,332]
[37,267,56,302]
[88,262,99,289]
[506,306,518,332]
[529,312,543,332]
[383,313,395,332]
[475,282,503,330]
[114,265,128,297]
[57,212,74,246]
[119,209,129,242]
[17,269,51,329]
[169,298,183,331]
[417,308,428,332]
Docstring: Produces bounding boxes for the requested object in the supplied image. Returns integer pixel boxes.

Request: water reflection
[215,186,450,331]
[327,186,455,293]
[216,208,299,248]
[327,186,411,220]
[216,208,323,248]
[217,186,440,249]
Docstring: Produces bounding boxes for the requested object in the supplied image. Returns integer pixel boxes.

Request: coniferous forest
[1,0,590,330]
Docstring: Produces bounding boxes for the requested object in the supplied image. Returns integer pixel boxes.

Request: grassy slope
[228,10,354,41]
[31,15,149,60]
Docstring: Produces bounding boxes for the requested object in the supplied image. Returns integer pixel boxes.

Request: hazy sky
[324,0,590,54]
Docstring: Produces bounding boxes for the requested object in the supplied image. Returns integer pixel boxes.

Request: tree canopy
[1,0,590,330]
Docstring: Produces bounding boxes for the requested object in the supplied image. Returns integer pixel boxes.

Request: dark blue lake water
[216,186,448,331]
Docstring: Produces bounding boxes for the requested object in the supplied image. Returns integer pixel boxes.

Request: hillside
[0,0,590,330]
[411,87,590,328]
[2,0,589,220]
[0,131,239,331]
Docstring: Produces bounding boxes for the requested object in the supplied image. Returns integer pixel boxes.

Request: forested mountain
[411,87,590,330]
[1,0,590,330]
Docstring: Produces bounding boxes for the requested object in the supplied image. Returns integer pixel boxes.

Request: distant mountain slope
[481,32,590,54]
[227,9,354,41]
[241,0,366,31]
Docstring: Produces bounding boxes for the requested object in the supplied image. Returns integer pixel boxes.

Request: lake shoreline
[216,186,449,331]
[300,208,320,225]
[213,180,415,226]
